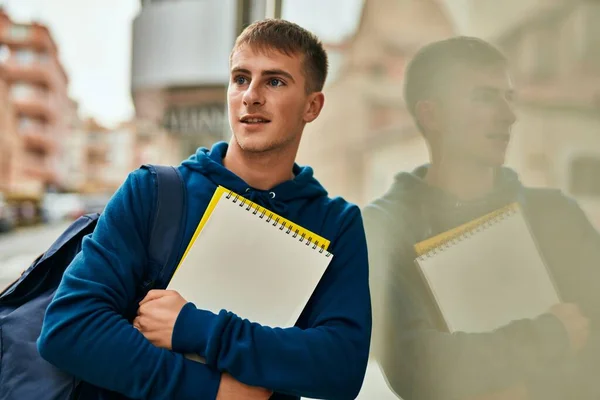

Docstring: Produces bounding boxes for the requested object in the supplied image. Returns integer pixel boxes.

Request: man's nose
[242,82,264,106]
[499,97,517,125]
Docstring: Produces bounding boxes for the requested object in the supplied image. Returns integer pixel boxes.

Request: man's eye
[234,76,247,85]
[268,78,284,87]
[474,92,494,102]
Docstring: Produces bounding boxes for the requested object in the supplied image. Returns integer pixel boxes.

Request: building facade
[495,0,600,227]
[0,10,72,221]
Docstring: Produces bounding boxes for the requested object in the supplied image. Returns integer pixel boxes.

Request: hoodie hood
[391,164,522,209]
[380,164,524,239]
[181,141,328,214]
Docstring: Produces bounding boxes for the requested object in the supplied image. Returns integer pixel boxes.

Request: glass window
[0,45,11,64]
[581,2,600,68]
[11,83,34,99]
[570,156,600,196]
[19,117,44,131]
[8,25,31,41]
[14,49,37,65]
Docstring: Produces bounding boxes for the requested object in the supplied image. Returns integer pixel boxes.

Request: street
[0,222,71,290]
[0,222,399,399]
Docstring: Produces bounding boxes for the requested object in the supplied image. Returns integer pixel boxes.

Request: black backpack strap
[142,164,187,288]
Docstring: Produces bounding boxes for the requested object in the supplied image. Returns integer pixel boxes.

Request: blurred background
[0,0,598,398]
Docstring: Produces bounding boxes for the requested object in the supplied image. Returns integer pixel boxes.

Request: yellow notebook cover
[414,202,519,256]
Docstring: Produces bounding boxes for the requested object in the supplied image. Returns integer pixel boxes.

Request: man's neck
[425,159,496,202]
[223,140,297,191]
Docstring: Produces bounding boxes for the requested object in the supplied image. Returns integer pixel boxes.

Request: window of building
[11,83,35,99]
[0,45,10,64]
[87,132,103,143]
[580,1,600,69]
[531,26,559,81]
[19,116,44,131]
[8,25,31,41]
[14,49,37,65]
[569,156,600,196]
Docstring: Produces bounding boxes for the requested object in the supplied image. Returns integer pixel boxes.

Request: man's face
[430,64,517,167]
[227,45,320,154]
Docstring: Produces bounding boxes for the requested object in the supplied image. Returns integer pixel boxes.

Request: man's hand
[549,303,589,352]
[133,289,188,350]
[216,373,272,400]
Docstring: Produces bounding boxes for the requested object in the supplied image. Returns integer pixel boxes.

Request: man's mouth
[240,116,271,124]
[486,133,510,142]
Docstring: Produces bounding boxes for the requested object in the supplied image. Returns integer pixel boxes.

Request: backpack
[0,164,187,400]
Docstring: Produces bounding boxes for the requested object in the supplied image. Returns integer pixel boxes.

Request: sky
[1,0,364,128]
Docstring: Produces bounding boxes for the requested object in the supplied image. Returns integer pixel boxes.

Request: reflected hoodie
[364,165,600,400]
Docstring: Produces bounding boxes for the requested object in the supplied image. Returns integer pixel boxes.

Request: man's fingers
[139,289,169,306]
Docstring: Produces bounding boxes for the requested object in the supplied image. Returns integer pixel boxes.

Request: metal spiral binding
[226,190,332,258]
[416,206,518,262]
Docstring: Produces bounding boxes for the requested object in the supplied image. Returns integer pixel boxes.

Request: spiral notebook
[414,203,560,333]
[167,185,334,329]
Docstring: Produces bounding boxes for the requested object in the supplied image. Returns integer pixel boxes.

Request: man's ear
[304,92,325,123]
[415,100,440,134]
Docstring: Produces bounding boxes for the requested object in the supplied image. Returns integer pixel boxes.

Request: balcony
[10,84,56,122]
[0,23,55,53]
[19,123,57,154]
[21,150,52,181]
[0,59,54,88]
[0,48,67,88]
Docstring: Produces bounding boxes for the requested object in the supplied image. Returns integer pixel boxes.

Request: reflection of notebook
[414,203,560,333]
[168,186,334,329]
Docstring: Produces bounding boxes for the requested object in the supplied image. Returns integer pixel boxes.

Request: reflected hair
[404,36,508,132]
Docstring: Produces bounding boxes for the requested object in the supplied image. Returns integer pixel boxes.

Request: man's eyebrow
[262,69,295,83]
[231,67,251,76]
[473,86,515,97]
[230,67,295,83]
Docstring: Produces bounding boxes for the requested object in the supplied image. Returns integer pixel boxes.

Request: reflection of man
[39,19,371,400]
[364,36,600,399]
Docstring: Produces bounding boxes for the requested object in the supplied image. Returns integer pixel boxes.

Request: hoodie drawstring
[244,188,289,215]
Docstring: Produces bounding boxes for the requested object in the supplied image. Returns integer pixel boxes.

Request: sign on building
[163,104,228,140]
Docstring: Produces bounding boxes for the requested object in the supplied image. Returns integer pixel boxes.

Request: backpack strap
[142,164,187,289]
[74,166,187,399]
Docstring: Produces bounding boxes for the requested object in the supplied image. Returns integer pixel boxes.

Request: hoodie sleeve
[526,191,600,398]
[170,205,372,400]
[37,169,221,400]
[362,203,571,400]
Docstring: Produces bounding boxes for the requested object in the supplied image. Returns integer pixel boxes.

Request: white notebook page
[168,189,333,328]
[416,207,559,333]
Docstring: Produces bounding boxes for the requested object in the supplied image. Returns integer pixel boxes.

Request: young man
[364,37,600,400]
[38,19,371,400]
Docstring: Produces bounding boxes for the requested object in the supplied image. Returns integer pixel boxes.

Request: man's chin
[482,155,507,168]
[234,135,278,154]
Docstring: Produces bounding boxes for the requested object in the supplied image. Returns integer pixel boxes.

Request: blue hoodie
[38,141,372,400]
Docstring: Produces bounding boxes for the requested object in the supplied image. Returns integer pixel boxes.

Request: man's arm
[37,169,222,399]
[535,193,600,396]
[363,204,573,400]
[169,206,372,400]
